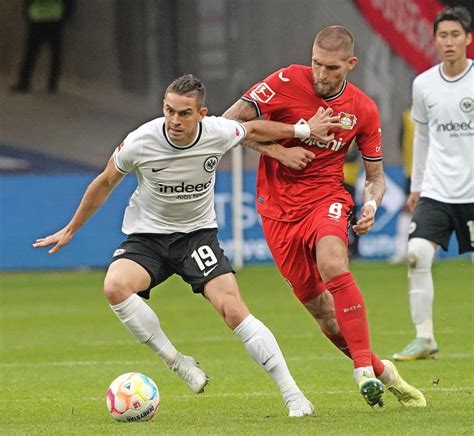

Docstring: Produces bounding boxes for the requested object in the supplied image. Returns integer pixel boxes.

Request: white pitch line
[1,353,472,368]
[6,386,473,403]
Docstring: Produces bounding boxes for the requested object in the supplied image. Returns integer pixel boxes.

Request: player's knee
[407,238,435,271]
[103,274,132,303]
[217,292,247,329]
[318,259,348,281]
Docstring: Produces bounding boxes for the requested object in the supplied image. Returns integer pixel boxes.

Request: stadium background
[1,0,473,269]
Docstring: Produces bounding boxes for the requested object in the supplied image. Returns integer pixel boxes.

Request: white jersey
[411,59,474,203]
[113,116,246,234]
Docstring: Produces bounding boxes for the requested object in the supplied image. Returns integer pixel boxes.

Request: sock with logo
[324,272,372,369]
[322,330,384,376]
[234,314,301,399]
[110,293,179,366]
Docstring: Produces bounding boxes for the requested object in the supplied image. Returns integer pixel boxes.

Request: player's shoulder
[277,64,312,81]
[413,63,441,88]
[201,115,243,137]
[202,115,238,130]
[345,81,378,112]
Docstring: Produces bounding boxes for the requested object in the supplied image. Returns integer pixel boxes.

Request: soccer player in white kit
[33,74,343,416]
[394,6,474,361]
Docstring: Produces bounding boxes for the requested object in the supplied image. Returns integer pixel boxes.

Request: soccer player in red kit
[224,26,426,408]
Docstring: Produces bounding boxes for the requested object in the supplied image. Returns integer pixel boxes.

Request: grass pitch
[1,260,472,435]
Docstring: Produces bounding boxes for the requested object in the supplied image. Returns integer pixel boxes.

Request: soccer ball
[106,372,160,422]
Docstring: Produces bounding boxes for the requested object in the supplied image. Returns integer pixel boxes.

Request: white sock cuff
[233,314,257,338]
[110,293,140,312]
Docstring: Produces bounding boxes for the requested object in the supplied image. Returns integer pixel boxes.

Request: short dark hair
[314,25,355,58]
[433,6,472,34]
[165,74,206,107]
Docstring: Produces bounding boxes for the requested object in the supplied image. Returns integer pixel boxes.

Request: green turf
[1,260,472,435]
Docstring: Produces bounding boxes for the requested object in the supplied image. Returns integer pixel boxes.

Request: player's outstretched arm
[243,106,343,143]
[223,100,315,170]
[353,160,385,235]
[33,157,125,254]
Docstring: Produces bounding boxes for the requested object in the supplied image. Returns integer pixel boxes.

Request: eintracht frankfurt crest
[338,112,357,130]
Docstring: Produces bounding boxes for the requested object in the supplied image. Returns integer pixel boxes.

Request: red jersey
[242,64,382,222]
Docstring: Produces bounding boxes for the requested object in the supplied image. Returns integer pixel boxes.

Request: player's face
[163,92,208,145]
[311,46,358,98]
[435,21,472,63]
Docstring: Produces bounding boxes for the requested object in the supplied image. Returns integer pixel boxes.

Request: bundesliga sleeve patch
[249,82,276,104]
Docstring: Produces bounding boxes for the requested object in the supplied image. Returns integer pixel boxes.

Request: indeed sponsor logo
[437,120,474,132]
[157,180,212,193]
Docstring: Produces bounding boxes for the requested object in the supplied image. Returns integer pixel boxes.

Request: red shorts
[261,194,353,303]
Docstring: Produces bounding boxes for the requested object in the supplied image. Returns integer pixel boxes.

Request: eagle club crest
[460,97,473,113]
[338,112,357,130]
[204,156,218,173]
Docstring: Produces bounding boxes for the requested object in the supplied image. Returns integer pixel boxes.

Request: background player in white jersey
[394,6,474,361]
[33,74,341,417]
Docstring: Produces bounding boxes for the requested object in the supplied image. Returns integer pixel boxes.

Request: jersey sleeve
[213,117,247,151]
[356,98,383,161]
[112,129,143,174]
[410,76,428,124]
[241,66,292,116]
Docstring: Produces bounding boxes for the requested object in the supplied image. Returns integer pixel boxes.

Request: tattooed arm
[352,160,386,235]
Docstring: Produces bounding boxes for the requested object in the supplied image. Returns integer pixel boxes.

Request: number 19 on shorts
[191,245,218,271]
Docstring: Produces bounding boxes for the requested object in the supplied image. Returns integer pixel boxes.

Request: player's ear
[466,32,472,47]
[348,56,358,71]
[199,106,208,120]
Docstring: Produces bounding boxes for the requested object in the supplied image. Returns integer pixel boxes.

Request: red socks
[324,272,373,369]
[322,330,385,376]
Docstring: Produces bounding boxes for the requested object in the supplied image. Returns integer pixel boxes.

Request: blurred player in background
[12,0,74,94]
[393,6,474,361]
[33,74,341,417]
[224,25,426,408]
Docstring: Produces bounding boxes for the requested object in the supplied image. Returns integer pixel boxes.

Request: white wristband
[293,123,311,139]
[364,200,377,214]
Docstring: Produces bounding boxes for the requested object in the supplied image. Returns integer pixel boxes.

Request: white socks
[110,294,178,366]
[234,314,300,398]
[407,238,436,341]
[111,298,303,401]
[353,366,376,384]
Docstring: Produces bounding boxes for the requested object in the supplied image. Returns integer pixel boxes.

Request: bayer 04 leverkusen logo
[338,112,357,130]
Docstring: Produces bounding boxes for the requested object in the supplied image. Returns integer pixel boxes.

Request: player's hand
[352,203,376,235]
[277,146,315,170]
[406,192,420,213]
[33,227,74,254]
[307,107,343,142]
